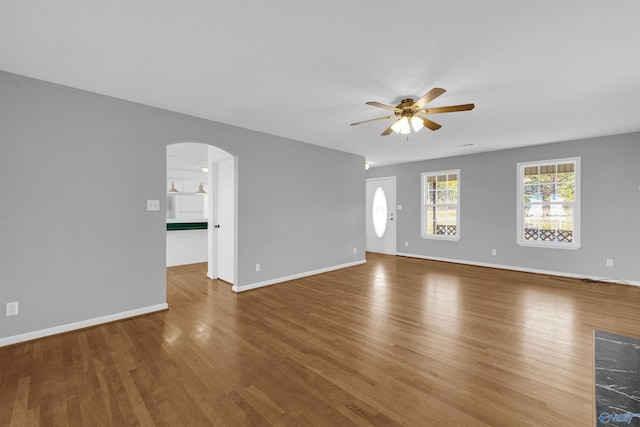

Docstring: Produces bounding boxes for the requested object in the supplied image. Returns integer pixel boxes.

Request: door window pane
[372,187,387,238]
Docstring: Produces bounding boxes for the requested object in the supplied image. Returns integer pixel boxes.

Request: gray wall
[0,71,365,339]
[367,133,640,282]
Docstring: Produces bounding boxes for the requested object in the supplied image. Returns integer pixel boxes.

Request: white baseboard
[0,303,168,347]
[233,259,367,293]
[395,252,640,287]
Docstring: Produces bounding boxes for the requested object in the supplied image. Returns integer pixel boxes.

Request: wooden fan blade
[414,88,446,109]
[381,124,395,136]
[422,103,475,114]
[366,101,401,112]
[418,116,442,131]
[350,115,395,126]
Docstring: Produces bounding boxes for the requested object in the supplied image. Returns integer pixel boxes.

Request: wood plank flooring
[2,253,640,426]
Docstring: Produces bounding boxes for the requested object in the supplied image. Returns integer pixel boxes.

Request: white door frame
[166,142,238,287]
[215,156,235,284]
[366,176,397,255]
[207,155,238,287]
[206,161,219,280]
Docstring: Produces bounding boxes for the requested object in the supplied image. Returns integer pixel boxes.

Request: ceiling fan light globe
[392,116,410,134]
[390,118,403,133]
[410,116,424,132]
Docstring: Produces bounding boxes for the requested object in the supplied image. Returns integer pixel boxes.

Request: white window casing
[421,169,460,241]
[516,157,580,249]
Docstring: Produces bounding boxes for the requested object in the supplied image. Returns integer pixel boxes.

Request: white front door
[366,177,396,255]
[217,157,235,283]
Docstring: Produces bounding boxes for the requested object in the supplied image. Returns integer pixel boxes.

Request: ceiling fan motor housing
[398,99,416,113]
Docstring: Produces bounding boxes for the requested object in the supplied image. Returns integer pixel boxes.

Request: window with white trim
[421,170,460,240]
[517,157,580,249]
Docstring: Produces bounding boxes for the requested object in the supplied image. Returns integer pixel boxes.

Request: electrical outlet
[256,263,261,272]
[606,259,614,267]
[146,200,160,211]
[6,302,18,316]
[405,241,409,247]
[492,249,497,256]
[353,247,357,254]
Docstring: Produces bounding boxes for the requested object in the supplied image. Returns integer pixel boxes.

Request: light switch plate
[147,200,160,211]
[6,302,18,316]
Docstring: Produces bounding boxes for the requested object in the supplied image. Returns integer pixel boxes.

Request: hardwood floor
[2,254,639,426]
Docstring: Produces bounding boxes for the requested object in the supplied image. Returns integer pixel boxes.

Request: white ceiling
[2,1,639,167]
[167,142,232,173]
[167,143,209,173]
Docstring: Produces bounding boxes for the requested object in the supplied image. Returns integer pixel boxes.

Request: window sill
[422,234,460,242]
[516,240,580,250]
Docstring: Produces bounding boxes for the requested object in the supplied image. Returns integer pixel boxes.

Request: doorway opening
[166,142,236,285]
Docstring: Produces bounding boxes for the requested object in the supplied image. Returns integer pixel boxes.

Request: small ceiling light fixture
[195,183,207,195]
[167,181,180,193]
[365,162,370,171]
[196,157,208,194]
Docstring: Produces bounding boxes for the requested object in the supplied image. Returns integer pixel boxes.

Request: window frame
[421,169,461,241]
[516,157,581,249]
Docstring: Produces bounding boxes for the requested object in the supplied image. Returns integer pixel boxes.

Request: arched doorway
[166,142,236,285]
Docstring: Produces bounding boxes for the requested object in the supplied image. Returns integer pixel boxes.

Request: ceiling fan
[350,88,474,136]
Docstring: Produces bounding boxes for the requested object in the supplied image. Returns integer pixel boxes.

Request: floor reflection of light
[161,320,212,347]
[518,289,576,368]
[192,321,212,344]
[162,325,182,346]
[373,263,388,288]
[423,274,461,335]
[364,263,390,344]
[370,263,389,312]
